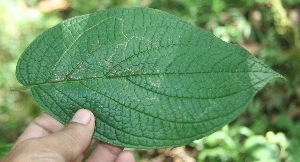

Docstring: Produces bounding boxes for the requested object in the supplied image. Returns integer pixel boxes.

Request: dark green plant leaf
[15,8,282,149]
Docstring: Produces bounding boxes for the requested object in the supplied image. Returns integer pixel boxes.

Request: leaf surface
[16,8,281,149]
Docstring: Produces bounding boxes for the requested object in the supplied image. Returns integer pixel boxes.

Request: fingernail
[71,109,92,125]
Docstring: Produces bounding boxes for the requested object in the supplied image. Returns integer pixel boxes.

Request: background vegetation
[0,0,299,161]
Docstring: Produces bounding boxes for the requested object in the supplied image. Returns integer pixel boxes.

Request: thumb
[43,109,95,161]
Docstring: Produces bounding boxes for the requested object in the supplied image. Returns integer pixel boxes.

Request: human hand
[1,109,135,162]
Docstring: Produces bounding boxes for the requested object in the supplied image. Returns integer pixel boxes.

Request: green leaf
[15,7,282,149]
[0,144,13,158]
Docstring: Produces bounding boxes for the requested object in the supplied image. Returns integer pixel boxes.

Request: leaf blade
[16,7,281,149]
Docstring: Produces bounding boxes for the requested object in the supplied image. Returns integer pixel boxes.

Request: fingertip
[86,142,123,162]
[115,150,136,162]
[71,109,94,125]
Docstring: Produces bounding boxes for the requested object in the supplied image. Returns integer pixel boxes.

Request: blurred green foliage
[0,0,300,161]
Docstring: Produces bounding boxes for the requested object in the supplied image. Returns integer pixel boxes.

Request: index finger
[15,113,64,146]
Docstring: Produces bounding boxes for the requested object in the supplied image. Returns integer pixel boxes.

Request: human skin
[0,109,135,162]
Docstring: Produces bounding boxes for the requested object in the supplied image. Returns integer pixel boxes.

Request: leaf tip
[272,71,286,81]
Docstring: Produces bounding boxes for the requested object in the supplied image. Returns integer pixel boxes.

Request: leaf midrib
[26,70,274,87]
